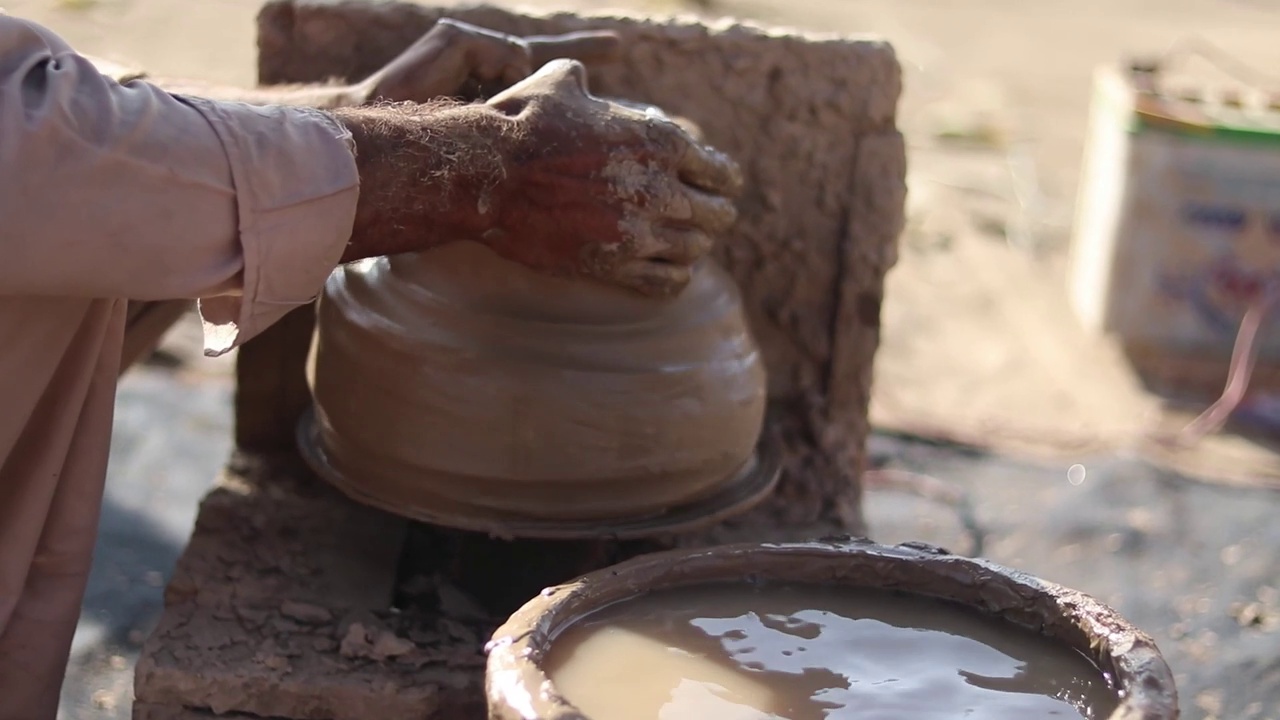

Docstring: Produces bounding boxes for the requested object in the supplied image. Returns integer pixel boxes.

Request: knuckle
[647,119,686,157]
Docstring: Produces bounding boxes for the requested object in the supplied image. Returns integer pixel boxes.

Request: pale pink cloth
[0,16,360,718]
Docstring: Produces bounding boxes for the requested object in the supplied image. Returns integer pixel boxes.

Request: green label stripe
[1130,109,1280,148]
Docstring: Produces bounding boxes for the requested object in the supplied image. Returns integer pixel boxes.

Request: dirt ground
[7,0,1280,718]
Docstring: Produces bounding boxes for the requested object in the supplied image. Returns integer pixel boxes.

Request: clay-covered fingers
[675,185,738,235]
[645,119,744,197]
[678,142,744,198]
[526,30,622,67]
[634,226,715,266]
[614,258,694,297]
[641,165,738,237]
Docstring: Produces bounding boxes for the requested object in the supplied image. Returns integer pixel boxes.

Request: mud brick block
[128,460,839,720]
[133,459,487,720]
[159,455,406,611]
[242,2,906,532]
[132,704,261,720]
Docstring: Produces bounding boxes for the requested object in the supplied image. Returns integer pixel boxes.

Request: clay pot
[485,538,1179,720]
[306,241,767,523]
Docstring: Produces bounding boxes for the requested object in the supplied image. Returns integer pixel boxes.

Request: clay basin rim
[484,538,1178,720]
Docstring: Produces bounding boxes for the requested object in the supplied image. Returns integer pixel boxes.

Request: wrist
[332,102,512,263]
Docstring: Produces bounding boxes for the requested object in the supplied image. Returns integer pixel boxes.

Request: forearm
[332,102,510,262]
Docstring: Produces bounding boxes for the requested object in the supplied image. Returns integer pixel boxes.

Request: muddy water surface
[546,583,1120,720]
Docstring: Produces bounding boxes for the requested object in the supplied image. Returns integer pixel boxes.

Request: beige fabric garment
[0,16,360,719]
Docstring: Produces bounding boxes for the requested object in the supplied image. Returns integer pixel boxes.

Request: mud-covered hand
[363,18,621,103]
[478,60,743,295]
[333,60,741,296]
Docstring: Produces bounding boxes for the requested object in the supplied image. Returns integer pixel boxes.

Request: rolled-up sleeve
[0,16,359,355]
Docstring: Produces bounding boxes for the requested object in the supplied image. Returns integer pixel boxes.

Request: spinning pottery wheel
[300,241,775,537]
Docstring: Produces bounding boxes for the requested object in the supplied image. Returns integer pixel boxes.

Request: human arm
[0,14,359,354]
[2,12,738,358]
[142,19,621,109]
[116,18,621,364]
[120,17,738,292]
[331,60,742,294]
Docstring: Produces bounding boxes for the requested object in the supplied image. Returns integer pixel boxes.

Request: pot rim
[484,537,1178,720]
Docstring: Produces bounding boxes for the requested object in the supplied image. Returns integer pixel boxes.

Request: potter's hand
[332,61,741,296]
[479,60,743,295]
[363,19,621,103]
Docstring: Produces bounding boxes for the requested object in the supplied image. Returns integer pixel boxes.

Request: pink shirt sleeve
[0,16,360,356]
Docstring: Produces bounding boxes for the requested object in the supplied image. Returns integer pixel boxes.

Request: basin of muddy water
[485,539,1178,720]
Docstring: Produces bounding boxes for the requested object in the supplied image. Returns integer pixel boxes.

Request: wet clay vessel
[305,242,768,527]
[485,538,1179,720]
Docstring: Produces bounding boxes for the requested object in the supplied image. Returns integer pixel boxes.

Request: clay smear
[546,583,1120,720]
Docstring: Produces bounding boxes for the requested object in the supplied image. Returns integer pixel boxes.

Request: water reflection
[547,584,1119,720]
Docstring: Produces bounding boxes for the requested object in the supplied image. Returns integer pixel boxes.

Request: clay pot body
[485,538,1179,720]
[307,242,767,522]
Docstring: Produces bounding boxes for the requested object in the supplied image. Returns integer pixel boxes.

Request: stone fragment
[279,600,333,626]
